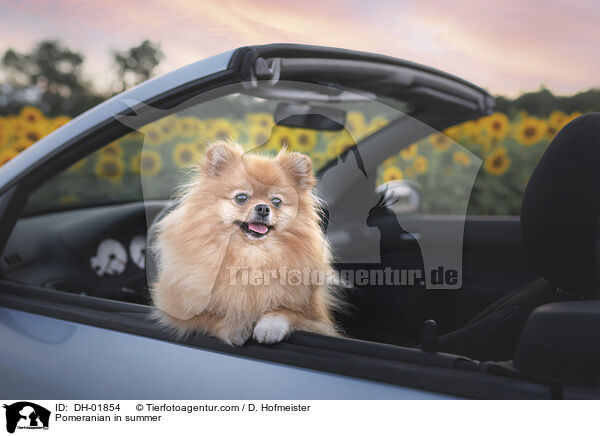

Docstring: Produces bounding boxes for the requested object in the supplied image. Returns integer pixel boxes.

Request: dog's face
[223,181,296,241]
[195,141,316,244]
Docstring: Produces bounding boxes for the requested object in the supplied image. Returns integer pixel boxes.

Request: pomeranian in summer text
[150,141,341,345]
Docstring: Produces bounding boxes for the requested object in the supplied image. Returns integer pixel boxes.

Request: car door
[0,306,446,399]
[0,44,557,399]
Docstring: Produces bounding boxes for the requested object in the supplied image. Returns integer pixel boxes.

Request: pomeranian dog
[150,141,341,345]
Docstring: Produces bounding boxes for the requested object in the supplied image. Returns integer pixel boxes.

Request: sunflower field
[0,107,71,165]
[0,104,586,216]
[15,106,393,213]
[376,110,584,215]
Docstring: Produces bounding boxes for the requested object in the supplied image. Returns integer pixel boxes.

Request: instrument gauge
[129,235,147,269]
[90,239,128,276]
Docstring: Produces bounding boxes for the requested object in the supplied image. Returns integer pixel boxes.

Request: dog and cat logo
[3,402,50,434]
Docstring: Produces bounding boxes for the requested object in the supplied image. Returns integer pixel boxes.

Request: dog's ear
[278,152,315,189]
[203,141,242,176]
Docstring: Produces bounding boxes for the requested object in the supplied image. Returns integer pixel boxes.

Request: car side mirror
[375,180,422,215]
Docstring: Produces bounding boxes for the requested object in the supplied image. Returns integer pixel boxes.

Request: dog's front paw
[253,314,291,344]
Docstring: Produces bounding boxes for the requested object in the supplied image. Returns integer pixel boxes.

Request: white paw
[253,314,291,344]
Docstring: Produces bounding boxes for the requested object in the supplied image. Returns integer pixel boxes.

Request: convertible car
[1,44,598,399]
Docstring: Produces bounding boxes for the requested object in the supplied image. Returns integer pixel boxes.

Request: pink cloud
[406,0,600,93]
[0,0,598,96]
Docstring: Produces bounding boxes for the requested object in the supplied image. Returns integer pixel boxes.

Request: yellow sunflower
[0,149,18,166]
[345,112,366,138]
[484,147,511,176]
[515,117,545,146]
[0,131,9,150]
[484,112,510,140]
[100,141,123,157]
[177,117,203,139]
[38,120,54,136]
[141,124,164,146]
[548,110,568,131]
[192,139,209,155]
[267,126,295,151]
[173,143,200,168]
[20,106,44,124]
[565,111,582,124]
[207,118,237,141]
[157,116,179,141]
[544,111,581,139]
[204,118,215,130]
[131,150,162,176]
[50,116,71,131]
[443,125,461,142]
[246,113,274,130]
[382,167,403,183]
[291,129,317,152]
[413,156,429,174]
[20,124,45,145]
[382,155,398,167]
[12,138,32,153]
[326,141,345,158]
[461,120,482,143]
[95,156,124,182]
[429,132,451,151]
[327,135,355,158]
[366,117,389,135]
[6,113,20,126]
[545,125,559,139]
[247,125,271,148]
[0,118,12,141]
[452,151,472,166]
[311,153,329,170]
[400,143,418,160]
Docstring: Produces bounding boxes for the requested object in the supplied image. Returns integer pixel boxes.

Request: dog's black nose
[255,204,270,217]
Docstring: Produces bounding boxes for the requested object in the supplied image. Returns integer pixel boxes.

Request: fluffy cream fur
[150,141,341,346]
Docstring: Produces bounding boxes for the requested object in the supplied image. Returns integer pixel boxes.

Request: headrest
[521,113,600,298]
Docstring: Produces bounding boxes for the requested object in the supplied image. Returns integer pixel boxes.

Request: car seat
[437,113,600,361]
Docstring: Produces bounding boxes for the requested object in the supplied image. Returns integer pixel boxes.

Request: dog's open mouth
[236,221,273,239]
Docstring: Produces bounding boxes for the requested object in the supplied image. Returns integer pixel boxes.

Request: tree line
[0,39,164,117]
[495,87,600,117]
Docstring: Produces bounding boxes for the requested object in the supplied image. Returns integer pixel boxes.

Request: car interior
[0,44,598,399]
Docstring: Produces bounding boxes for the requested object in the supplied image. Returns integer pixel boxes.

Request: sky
[0,0,599,97]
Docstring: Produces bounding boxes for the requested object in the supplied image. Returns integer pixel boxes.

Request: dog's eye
[234,193,248,204]
[271,197,282,208]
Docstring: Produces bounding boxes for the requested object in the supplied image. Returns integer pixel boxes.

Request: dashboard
[0,201,168,305]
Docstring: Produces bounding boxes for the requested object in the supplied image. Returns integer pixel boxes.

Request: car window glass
[375,111,582,215]
[25,92,408,214]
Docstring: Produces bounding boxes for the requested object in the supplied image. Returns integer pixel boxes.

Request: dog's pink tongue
[248,223,269,234]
